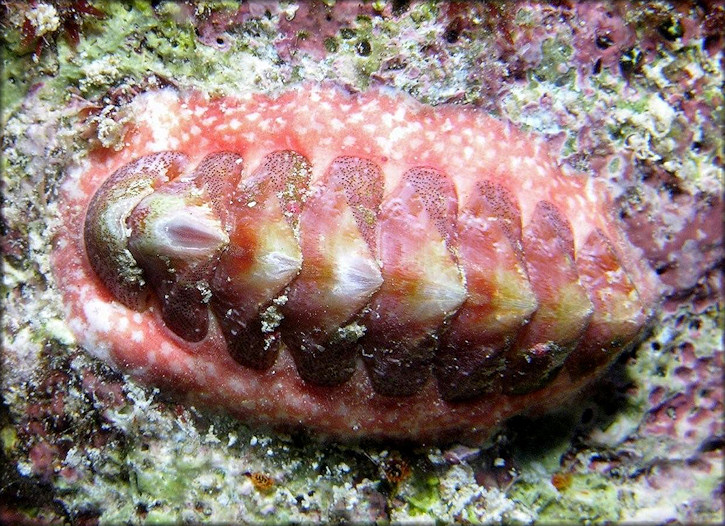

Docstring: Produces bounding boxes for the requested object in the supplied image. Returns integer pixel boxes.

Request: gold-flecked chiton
[52,85,660,442]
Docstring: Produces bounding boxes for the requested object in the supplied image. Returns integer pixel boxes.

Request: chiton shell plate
[52,85,660,442]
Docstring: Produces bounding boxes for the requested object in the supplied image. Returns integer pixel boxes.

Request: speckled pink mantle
[51,85,660,442]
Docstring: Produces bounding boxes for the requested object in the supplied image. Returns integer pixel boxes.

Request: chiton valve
[56,87,659,442]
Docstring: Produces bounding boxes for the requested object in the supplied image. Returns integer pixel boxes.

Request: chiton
[52,85,660,442]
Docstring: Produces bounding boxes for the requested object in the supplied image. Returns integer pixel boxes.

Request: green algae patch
[533,37,575,86]
[323,3,439,90]
[132,454,211,501]
[54,1,196,98]
[404,474,442,516]
[1,426,19,456]
[537,473,626,523]
[3,0,287,120]
[0,49,32,123]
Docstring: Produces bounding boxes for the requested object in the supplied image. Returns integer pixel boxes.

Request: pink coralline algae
[52,85,661,442]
